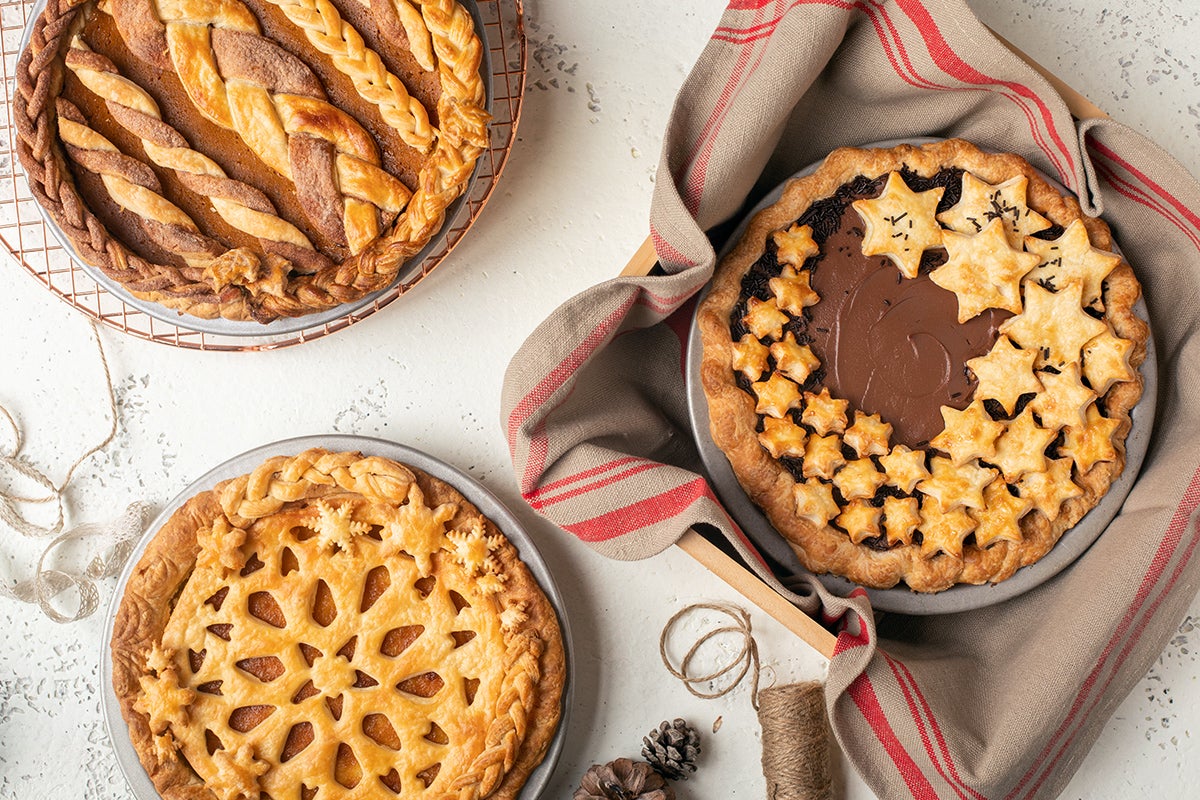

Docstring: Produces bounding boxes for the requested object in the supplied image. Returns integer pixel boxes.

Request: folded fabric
[502,1,1200,797]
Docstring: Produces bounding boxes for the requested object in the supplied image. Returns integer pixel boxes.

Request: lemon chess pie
[698,139,1148,593]
[17,0,488,322]
[111,450,564,799]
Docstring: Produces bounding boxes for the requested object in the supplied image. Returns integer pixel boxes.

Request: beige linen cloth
[502,0,1200,797]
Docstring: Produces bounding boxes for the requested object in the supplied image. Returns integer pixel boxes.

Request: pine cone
[641,718,701,781]
[574,758,675,800]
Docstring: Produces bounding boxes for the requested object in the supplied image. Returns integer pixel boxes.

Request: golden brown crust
[698,139,1148,593]
[111,450,563,800]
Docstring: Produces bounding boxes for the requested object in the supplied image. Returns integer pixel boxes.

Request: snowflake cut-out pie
[698,139,1147,592]
[112,449,565,800]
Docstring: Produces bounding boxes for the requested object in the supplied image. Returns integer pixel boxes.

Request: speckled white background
[0,1,1196,798]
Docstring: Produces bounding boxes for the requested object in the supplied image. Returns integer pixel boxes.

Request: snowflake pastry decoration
[311,500,369,554]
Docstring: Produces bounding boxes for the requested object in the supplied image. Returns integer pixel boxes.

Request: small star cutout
[918,498,978,559]
[770,332,821,384]
[990,406,1056,481]
[843,410,892,457]
[1024,219,1121,307]
[882,496,921,546]
[970,479,1032,548]
[772,223,819,267]
[1082,328,1135,396]
[918,456,996,511]
[929,400,1005,466]
[731,334,770,381]
[836,499,883,544]
[800,387,849,435]
[999,280,1107,368]
[852,171,945,278]
[751,372,803,419]
[929,218,1040,321]
[758,416,808,459]
[311,500,369,554]
[793,478,840,527]
[967,335,1043,415]
[833,458,885,501]
[1029,363,1095,431]
[1017,457,1082,522]
[878,445,930,493]
[802,433,846,480]
[769,264,821,314]
[1061,405,1121,473]
[936,172,1051,246]
[742,296,789,340]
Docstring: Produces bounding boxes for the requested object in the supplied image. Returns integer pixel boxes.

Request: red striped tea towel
[501,1,1200,797]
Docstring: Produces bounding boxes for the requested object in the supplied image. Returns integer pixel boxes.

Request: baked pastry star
[1024,219,1121,307]
[971,478,1033,548]
[743,297,790,340]
[772,223,820,267]
[837,500,883,544]
[843,411,893,457]
[770,332,821,384]
[1017,457,1083,521]
[999,280,1107,368]
[1082,327,1135,396]
[882,496,921,546]
[918,498,977,560]
[1029,363,1096,431]
[793,479,840,527]
[918,456,996,511]
[937,172,1051,246]
[967,335,1043,415]
[801,388,849,435]
[769,264,821,315]
[752,372,803,419]
[930,400,1004,466]
[759,416,809,459]
[852,171,945,278]
[990,406,1056,481]
[1061,405,1121,473]
[930,218,1040,322]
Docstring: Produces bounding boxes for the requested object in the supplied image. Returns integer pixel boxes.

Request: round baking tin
[685,138,1158,615]
[101,434,573,799]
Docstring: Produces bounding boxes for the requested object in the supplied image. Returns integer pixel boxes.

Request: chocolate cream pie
[698,139,1147,592]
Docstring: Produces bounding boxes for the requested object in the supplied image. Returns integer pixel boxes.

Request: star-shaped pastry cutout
[990,406,1056,481]
[882,496,921,546]
[383,484,458,576]
[918,498,978,559]
[311,500,369,554]
[1024,219,1121,307]
[852,171,945,278]
[752,372,802,418]
[1082,328,1135,396]
[970,478,1032,548]
[769,264,821,314]
[731,334,770,381]
[967,335,1043,415]
[1061,405,1121,473]
[446,517,503,576]
[196,517,248,574]
[843,411,892,457]
[1017,457,1082,521]
[929,400,1005,466]
[758,416,808,459]
[802,433,846,480]
[800,388,849,435]
[208,743,270,800]
[929,218,1040,321]
[999,280,1107,368]
[772,223,819,267]
[1029,363,1095,431]
[742,296,789,340]
[878,445,930,493]
[770,332,821,384]
[936,172,1051,246]
[310,651,357,698]
[833,458,885,501]
[837,499,883,544]
[135,667,196,735]
[793,478,840,526]
[918,456,996,511]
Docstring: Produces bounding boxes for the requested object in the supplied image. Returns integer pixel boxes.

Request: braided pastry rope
[420,0,490,149]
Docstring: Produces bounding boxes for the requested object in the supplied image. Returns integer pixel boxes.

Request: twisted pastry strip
[378,0,436,71]
[64,37,333,279]
[419,0,489,149]
[261,0,435,152]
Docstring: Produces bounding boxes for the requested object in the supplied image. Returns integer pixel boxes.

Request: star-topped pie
[111,449,565,800]
[16,0,489,322]
[698,139,1148,592]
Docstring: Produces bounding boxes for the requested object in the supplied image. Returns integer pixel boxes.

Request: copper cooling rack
[0,0,526,351]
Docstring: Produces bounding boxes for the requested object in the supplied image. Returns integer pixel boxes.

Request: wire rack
[0,0,525,351]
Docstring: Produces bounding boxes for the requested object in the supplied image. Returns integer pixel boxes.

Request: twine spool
[758,681,832,800]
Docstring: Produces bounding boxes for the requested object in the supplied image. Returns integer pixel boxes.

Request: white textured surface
[0,1,1197,799]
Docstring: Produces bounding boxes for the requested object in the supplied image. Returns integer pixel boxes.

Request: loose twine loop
[0,323,149,623]
[660,602,833,800]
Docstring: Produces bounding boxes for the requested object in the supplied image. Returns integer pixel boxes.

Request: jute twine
[0,323,149,623]
[660,602,833,800]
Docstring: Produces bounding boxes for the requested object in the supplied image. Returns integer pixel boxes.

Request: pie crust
[111,449,565,799]
[698,139,1148,593]
[16,0,488,322]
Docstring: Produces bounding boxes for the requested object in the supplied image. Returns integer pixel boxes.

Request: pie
[16,0,489,322]
[698,139,1148,593]
[110,449,565,799]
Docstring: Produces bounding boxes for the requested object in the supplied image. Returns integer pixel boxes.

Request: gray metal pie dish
[100,434,572,799]
[20,0,494,338]
[685,138,1158,615]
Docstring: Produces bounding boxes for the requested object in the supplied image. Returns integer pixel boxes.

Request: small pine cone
[641,718,701,781]
[574,758,675,800]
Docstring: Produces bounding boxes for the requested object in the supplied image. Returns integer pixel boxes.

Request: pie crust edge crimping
[697,138,1148,593]
[110,449,565,800]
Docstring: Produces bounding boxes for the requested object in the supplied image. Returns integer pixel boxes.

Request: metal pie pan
[685,138,1158,615]
[100,434,572,799]
[21,0,494,338]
